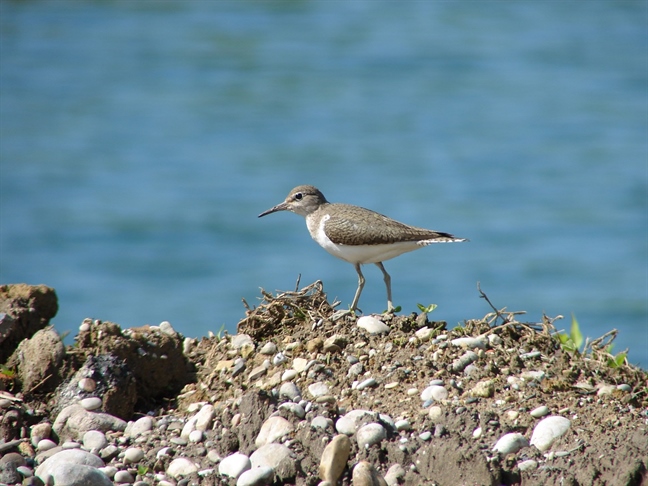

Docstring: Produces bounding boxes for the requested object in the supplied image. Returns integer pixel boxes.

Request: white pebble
[124,447,145,464]
[356,423,386,448]
[356,378,377,390]
[357,316,390,334]
[492,433,529,454]
[255,416,294,447]
[335,409,374,435]
[218,452,251,479]
[189,429,203,443]
[80,397,102,411]
[451,337,487,349]
[279,381,302,401]
[517,459,538,471]
[420,385,448,402]
[395,419,410,431]
[530,405,550,418]
[308,382,330,398]
[530,416,571,452]
[236,466,274,486]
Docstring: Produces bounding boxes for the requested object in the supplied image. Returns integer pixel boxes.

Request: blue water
[1,1,646,367]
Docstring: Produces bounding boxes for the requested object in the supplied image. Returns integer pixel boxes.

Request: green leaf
[570,314,584,350]
[417,303,438,313]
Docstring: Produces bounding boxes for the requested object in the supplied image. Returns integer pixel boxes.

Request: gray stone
[167,457,199,478]
[356,423,387,448]
[255,416,294,447]
[114,469,135,483]
[124,446,145,463]
[82,430,108,451]
[53,404,127,441]
[35,449,105,485]
[0,452,25,485]
[352,461,387,486]
[250,443,296,480]
[219,452,251,479]
[30,423,52,447]
[236,466,274,486]
[279,381,301,401]
[126,416,153,438]
[80,396,102,411]
[319,434,350,483]
[357,316,390,334]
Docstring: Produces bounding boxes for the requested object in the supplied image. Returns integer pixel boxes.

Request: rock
[356,378,377,390]
[530,416,571,452]
[114,469,135,483]
[231,334,255,350]
[415,327,433,341]
[517,459,538,472]
[311,416,333,431]
[468,380,494,398]
[30,422,52,446]
[255,416,294,447]
[428,406,443,421]
[80,396,102,411]
[124,447,145,463]
[9,327,64,394]
[167,457,199,478]
[420,385,448,402]
[194,403,216,431]
[336,410,374,435]
[357,316,390,334]
[492,432,529,454]
[259,342,277,355]
[279,402,306,419]
[450,336,487,349]
[35,449,105,484]
[219,452,251,479]
[357,423,387,448]
[319,434,351,483]
[126,416,153,438]
[279,382,302,402]
[351,461,387,486]
[53,354,137,420]
[39,463,112,486]
[384,463,406,486]
[82,430,108,451]
[0,284,58,364]
[0,452,25,485]
[250,443,296,480]
[53,404,127,442]
[236,466,274,486]
[530,405,550,418]
[451,351,479,372]
[308,382,330,398]
[158,321,177,337]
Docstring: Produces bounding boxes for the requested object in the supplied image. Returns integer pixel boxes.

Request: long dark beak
[258,202,289,218]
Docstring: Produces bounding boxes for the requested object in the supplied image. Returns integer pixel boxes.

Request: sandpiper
[258,185,467,313]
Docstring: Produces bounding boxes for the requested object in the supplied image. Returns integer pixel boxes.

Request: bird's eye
[294,193,303,200]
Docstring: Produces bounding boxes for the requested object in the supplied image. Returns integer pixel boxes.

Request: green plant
[137,464,148,476]
[557,314,584,353]
[417,303,438,314]
[0,365,15,380]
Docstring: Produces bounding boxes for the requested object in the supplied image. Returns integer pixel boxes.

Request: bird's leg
[375,262,394,312]
[350,263,365,312]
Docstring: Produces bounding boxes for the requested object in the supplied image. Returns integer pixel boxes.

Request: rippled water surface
[1,1,646,366]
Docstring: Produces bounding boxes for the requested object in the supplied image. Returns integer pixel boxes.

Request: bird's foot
[331,307,359,322]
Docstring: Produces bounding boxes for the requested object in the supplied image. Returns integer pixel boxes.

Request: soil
[0,281,647,486]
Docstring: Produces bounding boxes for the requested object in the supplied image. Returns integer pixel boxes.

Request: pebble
[530,405,550,418]
[273,352,287,365]
[167,457,199,478]
[451,336,487,349]
[37,439,57,452]
[124,446,145,463]
[384,463,406,486]
[231,334,254,350]
[30,423,52,446]
[352,461,386,486]
[348,362,364,377]
[428,406,443,421]
[420,385,448,402]
[281,369,298,382]
[357,316,390,334]
[189,429,204,443]
[292,357,309,372]
[617,383,631,392]
[236,466,274,486]
[53,404,127,441]
[219,452,251,479]
[335,410,374,435]
[35,449,105,484]
[128,416,153,438]
[80,396,102,411]
[530,416,571,452]
[452,351,478,372]
[195,404,216,431]
[248,365,268,382]
[159,320,177,336]
[472,427,483,439]
[415,327,433,341]
[114,470,135,483]
[469,380,494,398]
[82,430,107,451]
[260,342,277,355]
[319,434,351,483]
[279,381,302,401]
[311,416,333,430]
[517,459,538,472]
[356,423,386,448]
[255,416,294,447]
[419,431,432,441]
[279,402,306,419]
[492,432,529,454]
[308,382,330,398]
[356,378,377,390]
[250,443,295,479]
[394,419,410,431]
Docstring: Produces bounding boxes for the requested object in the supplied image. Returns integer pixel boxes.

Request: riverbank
[0,283,646,485]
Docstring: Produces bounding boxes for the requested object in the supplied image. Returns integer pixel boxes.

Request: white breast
[306,213,426,264]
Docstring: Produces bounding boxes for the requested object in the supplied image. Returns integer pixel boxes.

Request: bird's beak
[258,201,289,218]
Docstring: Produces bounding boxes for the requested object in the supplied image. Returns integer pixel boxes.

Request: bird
[258,185,467,314]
